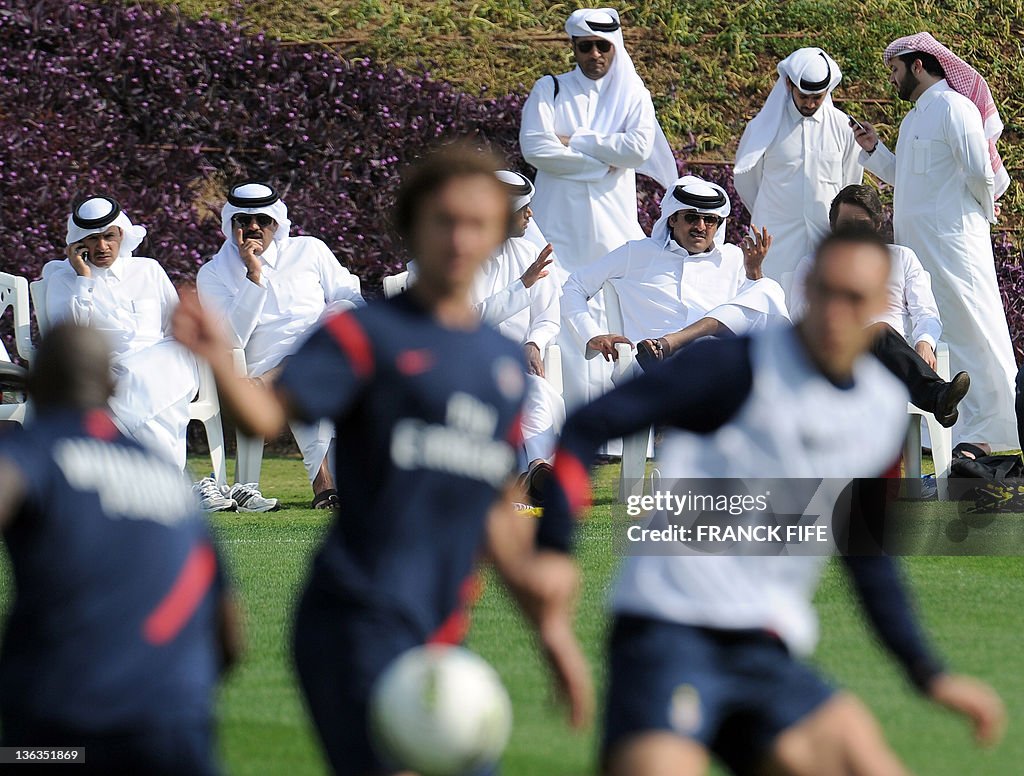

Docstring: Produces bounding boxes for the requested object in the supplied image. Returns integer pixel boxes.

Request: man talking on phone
[43,196,200,476]
[734,48,865,297]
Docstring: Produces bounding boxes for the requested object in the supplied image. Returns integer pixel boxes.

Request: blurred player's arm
[541,337,755,525]
[173,291,288,438]
[175,291,369,437]
[485,492,593,730]
[0,457,27,528]
[843,554,1006,746]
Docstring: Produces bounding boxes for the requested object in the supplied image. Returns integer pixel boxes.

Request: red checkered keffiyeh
[884,32,1009,198]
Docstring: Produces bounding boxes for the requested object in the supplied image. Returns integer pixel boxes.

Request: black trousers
[1014,364,1024,452]
[871,325,944,412]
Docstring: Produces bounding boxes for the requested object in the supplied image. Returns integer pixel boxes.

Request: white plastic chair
[31,265,227,486]
[382,270,410,299]
[0,272,34,425]
[903,342,953,500]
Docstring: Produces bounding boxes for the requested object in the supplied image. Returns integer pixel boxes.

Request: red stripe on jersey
[553,449,591,516]
[324,313,374,379]
[506,412,524,447]
[84,410,118,441]
[428,574,483,646]
[143,542,217,646]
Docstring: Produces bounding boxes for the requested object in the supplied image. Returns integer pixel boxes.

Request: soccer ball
[369,645,513,775]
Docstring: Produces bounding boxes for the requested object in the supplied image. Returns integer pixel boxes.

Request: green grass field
[199,456,1024,775]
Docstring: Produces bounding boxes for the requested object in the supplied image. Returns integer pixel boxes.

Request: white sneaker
[228,482,279,513]
[194,476,236,512]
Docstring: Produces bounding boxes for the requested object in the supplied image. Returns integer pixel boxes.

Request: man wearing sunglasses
[519,7,677,422]
[197,183,364,511]
[562,175,789,366]
[735,48,864,297]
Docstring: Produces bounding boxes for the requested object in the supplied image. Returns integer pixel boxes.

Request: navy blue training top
[542,335,945,691]
[277,292,528,642]
[0,409,223,732]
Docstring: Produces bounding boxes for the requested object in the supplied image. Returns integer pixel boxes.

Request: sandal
[311,489,340,510]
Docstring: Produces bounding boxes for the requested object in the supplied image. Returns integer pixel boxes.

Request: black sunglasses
[681,211,723,226]
[232,213,275,228]
[575,39,612,54]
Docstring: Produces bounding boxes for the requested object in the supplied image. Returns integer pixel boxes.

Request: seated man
[561,175,789,368]
[788,184,970,427]
[197,183,365,510]
[410,171,565,500]
[45,197,210,490]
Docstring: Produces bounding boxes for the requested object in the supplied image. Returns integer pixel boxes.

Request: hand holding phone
[67,243,92,278]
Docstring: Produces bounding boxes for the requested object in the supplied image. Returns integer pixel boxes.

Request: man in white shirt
[561,176,788,365]
[735,48,864,294]
[853,33,1016,453]
[46,196,200,476]
[519,6,677,414]
[475,172,564,476]
[197,183,364,509]
[790,184,970,426]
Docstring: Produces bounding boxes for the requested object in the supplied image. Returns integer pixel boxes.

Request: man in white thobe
[853,33,1017,450]
[473,171,564,475]
[562,176,789,367]
[406,171,565,487]
[46,196,199,470]
[519,7,677,414]
[197,182,365,507]
[735,47,863,296]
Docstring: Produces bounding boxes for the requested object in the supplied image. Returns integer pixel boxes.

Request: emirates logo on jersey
[493,356,525,402]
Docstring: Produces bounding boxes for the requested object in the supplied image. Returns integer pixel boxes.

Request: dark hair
[813,224,891,271]
[829,185,884,231]
[897,51,945,79]
[28,322,114,410]
[393,143,506,241]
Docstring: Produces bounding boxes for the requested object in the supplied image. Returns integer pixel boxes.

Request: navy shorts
[292,587,498,776]
[603,615,834,776]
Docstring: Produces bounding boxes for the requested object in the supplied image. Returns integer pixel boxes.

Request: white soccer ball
[369,645,513,776]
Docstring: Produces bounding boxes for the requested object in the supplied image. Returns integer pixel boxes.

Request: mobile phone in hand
[848,114,866,132]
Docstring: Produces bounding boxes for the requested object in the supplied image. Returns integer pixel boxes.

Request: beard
[897,69,920,101]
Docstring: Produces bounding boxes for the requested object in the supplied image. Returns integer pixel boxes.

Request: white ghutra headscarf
[735,47,843,176]
[65,196,148,257]
[565,8,677,189]
[651,175,732,249]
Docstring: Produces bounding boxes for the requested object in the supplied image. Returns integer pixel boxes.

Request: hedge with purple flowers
[1,0,1022,358]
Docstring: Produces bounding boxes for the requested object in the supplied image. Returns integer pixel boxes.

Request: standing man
[853,32,1017,452]
[0,323,242,775]
[520,7,677,412]
[197,182,365,509]
[735,47,864,293]
[45,196,201,474]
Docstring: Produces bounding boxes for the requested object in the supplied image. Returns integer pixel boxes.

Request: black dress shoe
[934,371,970,428]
